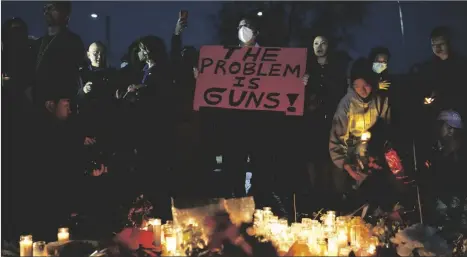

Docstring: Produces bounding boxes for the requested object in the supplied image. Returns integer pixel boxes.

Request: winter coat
[329,86,391,169]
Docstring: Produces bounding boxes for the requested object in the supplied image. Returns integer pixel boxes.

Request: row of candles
[19,228,70,256]
[254,208,378,256]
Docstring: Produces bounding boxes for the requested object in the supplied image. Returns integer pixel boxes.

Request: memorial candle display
[19,235,33,257]
[57,227,70,243]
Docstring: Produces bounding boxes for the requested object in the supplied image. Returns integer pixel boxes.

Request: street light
[90,13,111,63]
[257,11,263,16]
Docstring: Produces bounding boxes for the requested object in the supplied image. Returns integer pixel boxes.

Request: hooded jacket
[329,85,391,169]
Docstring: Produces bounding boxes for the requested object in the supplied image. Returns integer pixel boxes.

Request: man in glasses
[34,1,85,107]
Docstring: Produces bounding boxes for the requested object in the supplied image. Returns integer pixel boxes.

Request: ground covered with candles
[2,197,467,257]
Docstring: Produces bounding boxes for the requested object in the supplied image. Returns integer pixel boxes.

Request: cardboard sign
[193,46,307,116]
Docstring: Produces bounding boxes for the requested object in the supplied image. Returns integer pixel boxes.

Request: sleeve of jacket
[329,96,351,169]
[170,34,182,68]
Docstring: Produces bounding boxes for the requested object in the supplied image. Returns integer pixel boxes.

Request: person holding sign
[195,14,306,215]
[329,58,391,212]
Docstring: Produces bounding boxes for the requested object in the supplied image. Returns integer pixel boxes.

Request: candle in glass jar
[57,228,70,243]
[19,235,33,257]
[327,235,339,256]
[151,218,162,248]
[33,241,47,256]
[337,226,348,247]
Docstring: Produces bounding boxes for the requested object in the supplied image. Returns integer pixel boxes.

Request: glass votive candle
[163,221,177,254]
[57,227,70,243]
[301,218,312,227]
[339,246,352,256]
[33,241,47,256]
[19,235,33,257]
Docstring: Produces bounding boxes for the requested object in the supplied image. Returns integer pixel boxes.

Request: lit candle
[327,235,339,256]
[33,241,46,256]
[57,227,70,243]
[165,235,177,254]
[151,218,162,248]
[361,132,371,142]
[19,235,33,257]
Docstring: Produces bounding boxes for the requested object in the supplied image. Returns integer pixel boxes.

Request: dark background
[2,1,467,73]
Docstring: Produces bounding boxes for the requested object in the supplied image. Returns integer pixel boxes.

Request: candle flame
[424,97,434,105]
[361,132,371,141]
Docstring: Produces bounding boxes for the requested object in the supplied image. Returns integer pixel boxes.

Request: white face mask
[372,62,387,74]
[238,26,254,44]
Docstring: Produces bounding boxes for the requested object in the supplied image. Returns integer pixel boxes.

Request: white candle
[327,235,339,256]
[151,218,162,248]
[19,235,33,257]
[57,227,70,243]
[165,236,177,254]
[337,229,348,248]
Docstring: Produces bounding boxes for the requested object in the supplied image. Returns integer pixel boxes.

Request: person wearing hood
[329,58,391,209]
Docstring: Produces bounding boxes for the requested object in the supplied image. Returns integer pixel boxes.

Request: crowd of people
[3,1,466,242]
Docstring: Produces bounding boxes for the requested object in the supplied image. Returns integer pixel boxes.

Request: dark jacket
[305,52,352,119]
[416,53,467,117]
[33,28,85,102]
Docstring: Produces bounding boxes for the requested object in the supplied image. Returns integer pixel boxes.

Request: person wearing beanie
[423,109,466,227]
[328,58,391,211]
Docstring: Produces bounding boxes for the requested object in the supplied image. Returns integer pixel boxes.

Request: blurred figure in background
[34,1,85,105]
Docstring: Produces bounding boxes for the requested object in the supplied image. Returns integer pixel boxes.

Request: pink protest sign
[193,46,307,116]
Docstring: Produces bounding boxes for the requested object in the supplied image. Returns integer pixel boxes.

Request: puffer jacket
[329,86,391,169]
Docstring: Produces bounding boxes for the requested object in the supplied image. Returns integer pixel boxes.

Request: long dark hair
[139,35,169,69]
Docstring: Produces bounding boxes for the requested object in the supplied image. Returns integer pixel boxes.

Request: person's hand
[368,156,383,170]
[91,164,108,177]
[193,67,199,79]
[83,82,93,94]
[84,137,96,145]
[378,80,391,90]
[302,74,309,86]
[344,164,367,183]
[424,91,436,105]
[115,89,122,99]
[127,84,137,92]
[175,17,188,35]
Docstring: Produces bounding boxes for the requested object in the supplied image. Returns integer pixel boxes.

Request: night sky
[2,1,467,74]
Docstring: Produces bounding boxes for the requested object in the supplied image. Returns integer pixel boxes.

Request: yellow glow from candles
[165,236,177,254]
[367,244,376,255]
[424,97,434,105]
[57,228,69,243]
[361,131,371,141]
[150,218,162,247]
[19,235,33,257]
[327,235,339,256]
[337,229,348,247]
